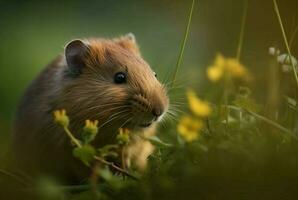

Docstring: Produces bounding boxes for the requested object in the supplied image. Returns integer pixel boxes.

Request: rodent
[13,33,169,183]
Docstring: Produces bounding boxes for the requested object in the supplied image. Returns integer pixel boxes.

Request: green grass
[170,0,195,88]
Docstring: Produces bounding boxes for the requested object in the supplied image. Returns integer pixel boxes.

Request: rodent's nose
[152,107,163,118]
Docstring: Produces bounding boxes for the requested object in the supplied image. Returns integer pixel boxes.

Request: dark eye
[114,72,126,84]
[154,72,157,77]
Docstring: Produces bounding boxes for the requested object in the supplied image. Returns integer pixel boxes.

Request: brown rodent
[13,33,169,183]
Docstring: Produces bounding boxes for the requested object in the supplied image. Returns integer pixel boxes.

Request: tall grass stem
[289,24,298,48]
[170,0,195,88]
[273,0,298,89]
[236,0,248,61]
[245,109,296,139]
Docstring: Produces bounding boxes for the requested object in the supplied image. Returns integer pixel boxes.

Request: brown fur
[13,34,169,184]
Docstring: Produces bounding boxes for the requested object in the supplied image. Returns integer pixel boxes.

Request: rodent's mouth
[137,116,157,128]
[140,122,152,128]
[123,120,154,129]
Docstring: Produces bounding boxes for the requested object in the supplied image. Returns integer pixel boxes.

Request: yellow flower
[117,128,130,145]
[187,89,212,117]
[225,58,248,78]
[206,53,250,82]
[207,65,223,82]
[83,119,99,136]
[214,53,225,67]
[53,109,69,127]
[177,115,203,142]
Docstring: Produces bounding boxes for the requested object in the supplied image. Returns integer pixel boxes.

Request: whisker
[163,113,179,124]
[84,104,129,113]
[118,115,133,129]
[98,109,130,129]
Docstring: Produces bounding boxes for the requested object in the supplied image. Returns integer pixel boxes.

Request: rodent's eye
[154,72,157,77]
[114,72,127,84]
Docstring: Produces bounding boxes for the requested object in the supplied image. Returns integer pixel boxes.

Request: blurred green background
[1,0,298,138]
[1,0,298,199]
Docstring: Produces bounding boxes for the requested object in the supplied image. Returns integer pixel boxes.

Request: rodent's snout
[152,107,163,118]
[129,92,168,127]
[132,94,165,118]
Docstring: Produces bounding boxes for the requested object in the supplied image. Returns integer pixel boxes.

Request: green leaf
[97,167,126,189]
[36,177,63,199]
[73,145,96,166]
[98,167,113,181]
[284,95,298,110]
[98,144,119,158]
[147,136,173,148]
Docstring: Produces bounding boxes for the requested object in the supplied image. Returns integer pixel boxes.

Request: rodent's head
[62,34,169,130]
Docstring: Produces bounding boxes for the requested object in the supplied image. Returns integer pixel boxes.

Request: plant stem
[206,117,212,134]
[223,75,229,125]
[170,0,195,88]
[289,24,298,48]
[273,0,298,89]
[63,126,82,148]
[90,161,101,197]
[23,184,92,193]
[236,0,248,61]
[94,156,138,180]
[245,109,296,139]
[62,126,137,180]
[0,169,29,186]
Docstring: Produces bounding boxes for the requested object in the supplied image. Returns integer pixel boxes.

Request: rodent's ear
[125,33,137,44]
[115,33,140,55]
[65,39,89,75]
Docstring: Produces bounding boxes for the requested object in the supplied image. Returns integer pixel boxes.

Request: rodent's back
[14,55,63,147]
[13,55,79,181]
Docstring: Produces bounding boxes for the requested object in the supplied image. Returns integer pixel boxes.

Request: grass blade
[245,109,296,139]
[170,0,196,88]
[236,0,248,61]
[273,0,298,89]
